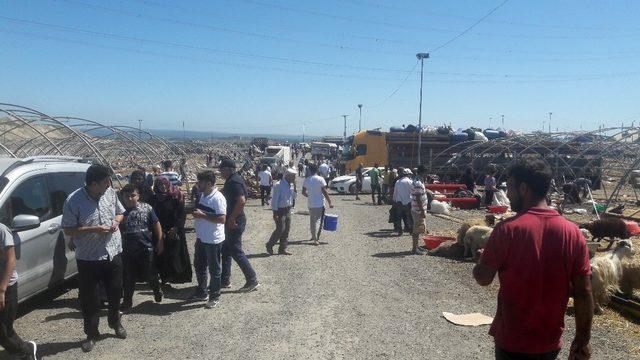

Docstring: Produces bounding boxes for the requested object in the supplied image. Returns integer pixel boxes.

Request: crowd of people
[0,151,597,359]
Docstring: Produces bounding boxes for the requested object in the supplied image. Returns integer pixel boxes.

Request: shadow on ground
[365,229,399,239]
[371,250,415,258]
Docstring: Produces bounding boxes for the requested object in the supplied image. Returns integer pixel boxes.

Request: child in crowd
[119,184,164,311]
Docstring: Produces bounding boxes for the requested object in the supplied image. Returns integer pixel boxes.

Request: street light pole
[357,104,362,132]
[342,114,349,140]
[138,119,142,130]
[501,114,504,127]
[182,120,185,141]
[548,112,552,133]
[416,52,429,166]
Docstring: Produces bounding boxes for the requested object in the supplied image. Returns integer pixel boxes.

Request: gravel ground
[4,181,639,359]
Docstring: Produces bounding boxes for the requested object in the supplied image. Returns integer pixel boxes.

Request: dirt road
[5,184,637,359]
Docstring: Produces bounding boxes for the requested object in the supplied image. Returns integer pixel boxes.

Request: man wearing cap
[392,168,414,236]
[267,169,297,255]
[218,159,260,292]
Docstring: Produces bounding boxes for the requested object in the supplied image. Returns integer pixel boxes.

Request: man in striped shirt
[160,160,182,187]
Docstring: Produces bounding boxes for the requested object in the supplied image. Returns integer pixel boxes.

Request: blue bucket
[323,214,338,231]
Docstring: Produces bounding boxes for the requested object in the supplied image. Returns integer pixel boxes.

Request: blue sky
[1,0,639,136]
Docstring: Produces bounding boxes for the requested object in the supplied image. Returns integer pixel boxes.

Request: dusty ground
[5,182,640,359]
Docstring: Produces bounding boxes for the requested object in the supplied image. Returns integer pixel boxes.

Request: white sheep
[590,240,635,314]
[620,258,640,301]
[463,225,493,259]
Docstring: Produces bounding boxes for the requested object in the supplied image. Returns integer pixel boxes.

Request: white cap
[286,168,297,176]
[403,169,413,175]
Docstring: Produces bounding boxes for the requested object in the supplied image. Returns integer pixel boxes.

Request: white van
[0,156,90,303]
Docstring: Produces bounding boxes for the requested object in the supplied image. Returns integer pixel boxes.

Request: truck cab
[343,130,388,173]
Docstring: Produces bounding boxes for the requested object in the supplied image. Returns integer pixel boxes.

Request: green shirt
[369,168,380,186]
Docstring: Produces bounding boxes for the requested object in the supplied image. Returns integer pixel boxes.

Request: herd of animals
[427,215,640,315]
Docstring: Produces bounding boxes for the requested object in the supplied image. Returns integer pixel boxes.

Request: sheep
[428,219,486,259]
[456,219,486,245]
[463,225,493,259]
[590,240,635,314]
[619,258,640,301]
[580,217,630,250]
[427,240,464,259]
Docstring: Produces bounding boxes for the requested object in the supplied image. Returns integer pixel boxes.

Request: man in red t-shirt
[473,158,593,360]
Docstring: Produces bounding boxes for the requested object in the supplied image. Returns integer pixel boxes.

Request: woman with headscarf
[152,176,192,285]
[130,170,154,204]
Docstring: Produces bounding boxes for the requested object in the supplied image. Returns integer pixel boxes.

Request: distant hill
[146,128,323,142]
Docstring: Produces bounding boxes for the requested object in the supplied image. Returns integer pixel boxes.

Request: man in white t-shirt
[257,165,273,206]
[190,170,227,309]
[0,224,37,359]
[302,163,334,245]
[318,161,330,184]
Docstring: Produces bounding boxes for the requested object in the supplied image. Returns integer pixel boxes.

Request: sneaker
[205,299,219,309]
[188,290,208,302]
[239,281,260,292]
[221,281,232,289]
[120,300,133,312]
[113,324,127,339]
[154,289,163,303]
[25,341,37,360]
[81,338,95,353]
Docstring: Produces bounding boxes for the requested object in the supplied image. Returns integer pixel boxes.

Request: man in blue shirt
[267,169,297,255]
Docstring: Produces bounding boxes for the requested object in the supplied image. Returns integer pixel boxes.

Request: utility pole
[357,104,363,132]
[182,120,185,141]
[342,115,349,140]
[548,112,552,133]
[138,119,142,130]
[302,124,305,143]
[416,52,429,165]
[501,114,504,127]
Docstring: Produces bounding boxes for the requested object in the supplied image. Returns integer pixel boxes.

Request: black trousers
[260,185,272,206]
[495,347,560,360]
[371,183,382,204]
[393,202,412,232]
[0,283,30,355]
[123,248,160,304]
[485,189,495,206]
[77,254,123,339]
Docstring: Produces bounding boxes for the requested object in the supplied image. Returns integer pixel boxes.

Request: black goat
[580,218,631,249]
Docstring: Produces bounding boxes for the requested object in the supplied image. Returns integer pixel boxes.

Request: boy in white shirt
[190,170,227,309]
[302,164,334,245]
[257,165,273,206]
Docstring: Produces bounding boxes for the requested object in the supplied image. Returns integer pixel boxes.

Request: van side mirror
[12,215,41,232]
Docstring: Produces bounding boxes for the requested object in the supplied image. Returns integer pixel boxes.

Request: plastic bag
[430,200,451,215]
[492,190,510,208]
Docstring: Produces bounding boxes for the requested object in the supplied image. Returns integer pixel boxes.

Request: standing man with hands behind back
[473,158,593,360]
[62,164,127,353]
[219,160,259,292]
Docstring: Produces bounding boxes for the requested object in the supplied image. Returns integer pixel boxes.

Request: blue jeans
[222,216,257,284]
[194,239,222,300]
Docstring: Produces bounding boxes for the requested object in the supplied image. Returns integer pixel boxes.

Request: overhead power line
[337,0,640,33]
[368,0,511,109]
[430,0,510,53]
[55,0,409,57]
[236,0,639,40]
